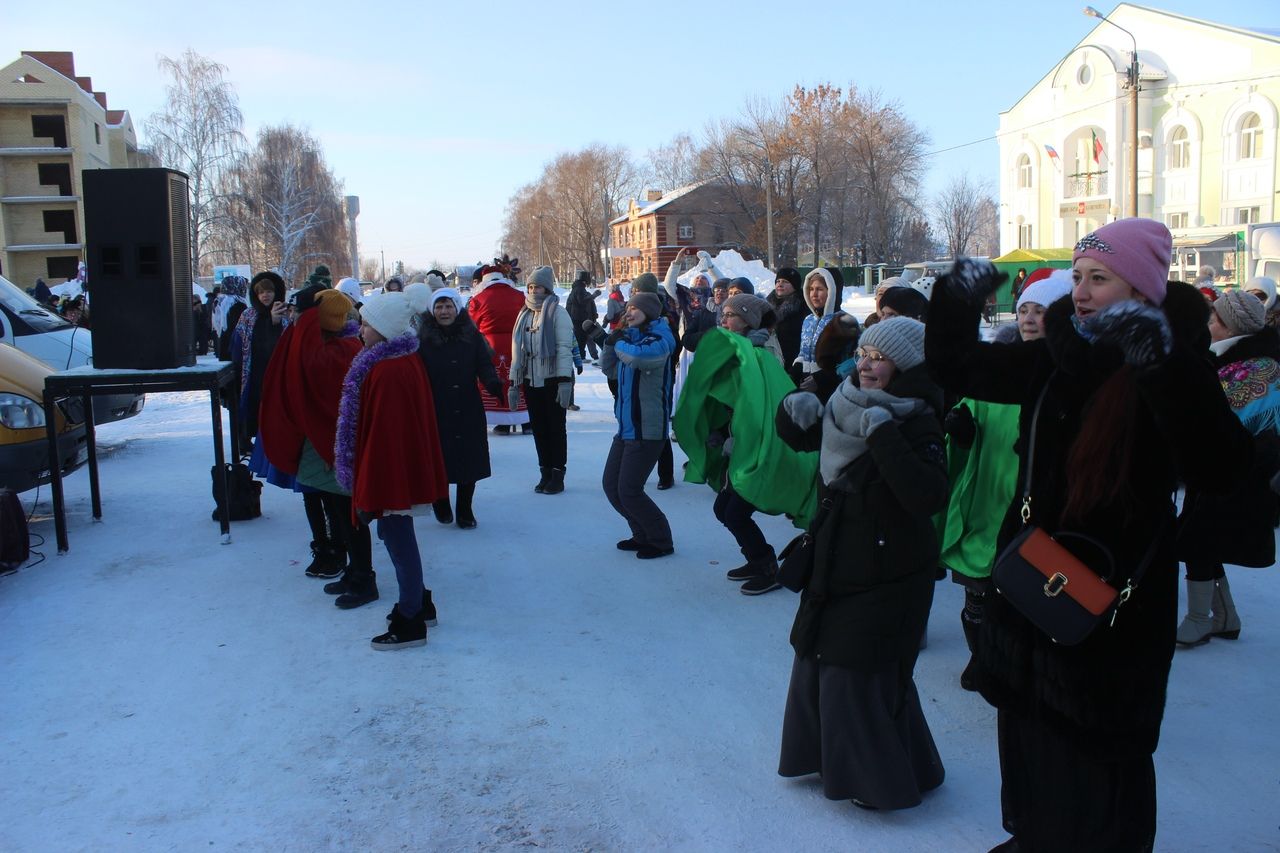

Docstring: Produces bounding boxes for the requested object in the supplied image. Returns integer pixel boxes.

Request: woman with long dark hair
[926,219,1250,852]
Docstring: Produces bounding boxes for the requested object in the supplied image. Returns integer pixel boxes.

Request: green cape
[674,328,817,528]
[937,398,1021,579]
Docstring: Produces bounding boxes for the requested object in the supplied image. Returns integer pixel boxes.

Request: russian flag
[1044,144,1061,168]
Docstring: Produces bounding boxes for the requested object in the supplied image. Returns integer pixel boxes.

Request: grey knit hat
[528,265,556,292]
[858,316,926,371]
[631,272,660,294]
[725,293,770,330]
[627,292,663,321]
[1214,289,1266,336]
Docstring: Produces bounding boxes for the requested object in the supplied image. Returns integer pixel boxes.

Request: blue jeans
[376,514,422,617]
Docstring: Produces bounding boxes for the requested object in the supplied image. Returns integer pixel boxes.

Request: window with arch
[1240,113,1262,160]
[1168,126,1190,170]
[1017,154,1032,189]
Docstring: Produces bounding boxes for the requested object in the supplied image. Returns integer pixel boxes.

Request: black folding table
[41,361,240,553]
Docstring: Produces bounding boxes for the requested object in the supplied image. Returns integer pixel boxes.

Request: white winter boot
[1211,576,1242,640]
[1175,580,1215,648]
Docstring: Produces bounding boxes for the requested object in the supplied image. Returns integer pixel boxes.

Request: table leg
[83,391,101,521]
[42,390,68,554]
[227,380,241,461]
[211,386,231,543]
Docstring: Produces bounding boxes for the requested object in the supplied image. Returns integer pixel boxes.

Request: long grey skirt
[778,654,944,809]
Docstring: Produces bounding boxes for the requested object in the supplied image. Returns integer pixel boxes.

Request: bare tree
[220,126,349,285]
[642,133,704,192]
[144,50,244,278]
[359,257,380,282]
[935,171,997,258]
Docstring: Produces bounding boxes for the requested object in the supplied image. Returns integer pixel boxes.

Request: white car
[0,274,144,424]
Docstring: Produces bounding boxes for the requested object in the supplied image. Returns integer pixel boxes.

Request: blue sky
[3,1,1268,270]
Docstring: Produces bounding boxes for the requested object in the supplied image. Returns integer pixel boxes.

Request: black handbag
[211,462,262,522]
[777,492,843,593]
[992,380,1163,646]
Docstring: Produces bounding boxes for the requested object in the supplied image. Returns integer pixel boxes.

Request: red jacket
[351,352,448,516]
[468,281,525,405]
[260,311,360,473]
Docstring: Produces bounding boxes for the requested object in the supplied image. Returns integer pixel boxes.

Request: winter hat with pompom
[361,284,432,339]
[315,289,354,332]
[1073,218,1172,306]
[1214,289,1266,336]
[858,315,926,372]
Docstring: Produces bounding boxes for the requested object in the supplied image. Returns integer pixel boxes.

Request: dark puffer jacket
[925,279,1251,758]
[776,365,948,670]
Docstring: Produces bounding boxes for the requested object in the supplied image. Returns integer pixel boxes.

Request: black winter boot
[543,468,565,495]
[387,588,437,627]
[455,483,477,529]
[726,548,762,581]
[335,569,379,609]
[432,498,453,525]
[304,540,346,579]
[371,606,427,650]
[740,550,782,595]
[534,467,549,493]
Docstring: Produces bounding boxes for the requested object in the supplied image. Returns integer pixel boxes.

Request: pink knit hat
[1073,218,1172,306]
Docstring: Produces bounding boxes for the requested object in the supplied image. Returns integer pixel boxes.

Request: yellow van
[0,342,87,493]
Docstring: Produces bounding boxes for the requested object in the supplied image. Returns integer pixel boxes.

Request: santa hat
[361,285,432,339]
[478,264,514,288]
[1017,269,1073,311]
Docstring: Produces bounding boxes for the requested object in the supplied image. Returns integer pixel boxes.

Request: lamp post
[1084,6,1139,219]
[532,214,545,267]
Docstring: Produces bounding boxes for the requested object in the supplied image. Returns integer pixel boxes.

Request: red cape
[469,282,525,403]
[259,311,361,474]
[353,353,449,514]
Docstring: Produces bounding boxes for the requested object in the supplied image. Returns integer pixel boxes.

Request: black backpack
[211,463,262,522]
[0,489,29,571]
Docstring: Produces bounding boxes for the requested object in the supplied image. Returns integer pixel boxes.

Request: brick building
[0,51,144,287]
[608,182,756,281]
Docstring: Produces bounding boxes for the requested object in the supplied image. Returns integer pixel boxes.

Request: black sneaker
[304,541,346,579]
[371,613,427,650]
[387,589,437,628]
[617,538,642,551]
[635,545,674,560]
[740,575,782,595]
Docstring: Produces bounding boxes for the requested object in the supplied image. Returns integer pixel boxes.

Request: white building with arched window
[997,3,1279,272]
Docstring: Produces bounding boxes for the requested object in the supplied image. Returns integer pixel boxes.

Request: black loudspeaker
[84,168,196,369]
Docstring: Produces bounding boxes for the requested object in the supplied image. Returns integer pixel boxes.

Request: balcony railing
[1065,171,1109,198]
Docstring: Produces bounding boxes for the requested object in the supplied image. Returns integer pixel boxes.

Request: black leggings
[320,492,372,574]
[713,482,769,559]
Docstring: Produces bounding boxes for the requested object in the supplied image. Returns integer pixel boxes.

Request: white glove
[782,392,823,430]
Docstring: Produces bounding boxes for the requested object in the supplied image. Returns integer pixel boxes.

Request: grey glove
[556,379,574,409]
[860,406,894,435]
[937,256,1007,310]
[721,436,735,456]
[507,384,520,411]
[1088,301,1173,369]
[746,328,770,348]
[782,392,823,430]
[581,318,601,334]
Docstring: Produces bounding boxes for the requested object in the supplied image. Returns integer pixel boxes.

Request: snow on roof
[609,182,705,225]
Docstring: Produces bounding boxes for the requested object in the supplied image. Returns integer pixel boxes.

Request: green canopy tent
[990,248,1074,315]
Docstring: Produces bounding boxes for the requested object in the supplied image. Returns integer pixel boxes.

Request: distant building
[998,4,1279,258]
[0,51,144,286]
[608,182,755,281]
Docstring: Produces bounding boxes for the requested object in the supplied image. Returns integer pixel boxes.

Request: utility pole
[1085,6,1140,218]
[765,158,775,269]
[380,249,385,282]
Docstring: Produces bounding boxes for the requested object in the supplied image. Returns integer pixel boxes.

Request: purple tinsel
[334,332,420,492]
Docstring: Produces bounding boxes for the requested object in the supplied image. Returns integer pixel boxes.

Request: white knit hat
[361,285,432,339]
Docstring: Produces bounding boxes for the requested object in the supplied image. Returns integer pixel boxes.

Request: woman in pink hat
[926,218,1251,852]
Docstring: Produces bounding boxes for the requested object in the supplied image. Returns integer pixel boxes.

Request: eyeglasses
[855,347,889,363]
[722,310,741,320]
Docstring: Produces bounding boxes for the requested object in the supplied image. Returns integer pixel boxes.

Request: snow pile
[676,249,776,292]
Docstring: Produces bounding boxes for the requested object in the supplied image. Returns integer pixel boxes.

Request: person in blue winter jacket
[600,291,677,560]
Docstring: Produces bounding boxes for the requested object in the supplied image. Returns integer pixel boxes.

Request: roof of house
[609,183,705,225]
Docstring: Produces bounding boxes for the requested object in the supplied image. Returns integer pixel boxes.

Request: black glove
[575,363,584,375]
[1088,301,1172,370]
[944,404,977,450]
[485,382,503,401]
[604,328,625,346]
[937,256,1007,310]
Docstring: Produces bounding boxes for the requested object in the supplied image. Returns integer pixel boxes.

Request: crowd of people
[208,218,1274,851]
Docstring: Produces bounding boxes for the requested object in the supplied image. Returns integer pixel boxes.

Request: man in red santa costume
[467,256,530,434]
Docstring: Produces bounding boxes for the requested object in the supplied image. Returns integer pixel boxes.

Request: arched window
[1168,126,1190,169]
[1016,154,1032,189]
[1240,113,1262,160]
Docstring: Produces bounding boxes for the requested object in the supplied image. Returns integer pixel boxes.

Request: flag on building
[1091,130,1104,164]
[1044,144,1061,168]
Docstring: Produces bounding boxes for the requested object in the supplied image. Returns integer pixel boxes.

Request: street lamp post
[1084,6,1139,219]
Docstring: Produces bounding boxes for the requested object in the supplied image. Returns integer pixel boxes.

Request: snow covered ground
[2,347,1278,851]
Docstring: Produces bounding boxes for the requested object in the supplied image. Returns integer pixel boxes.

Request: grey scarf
[517,291,561,361]
[820,379,929,488]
